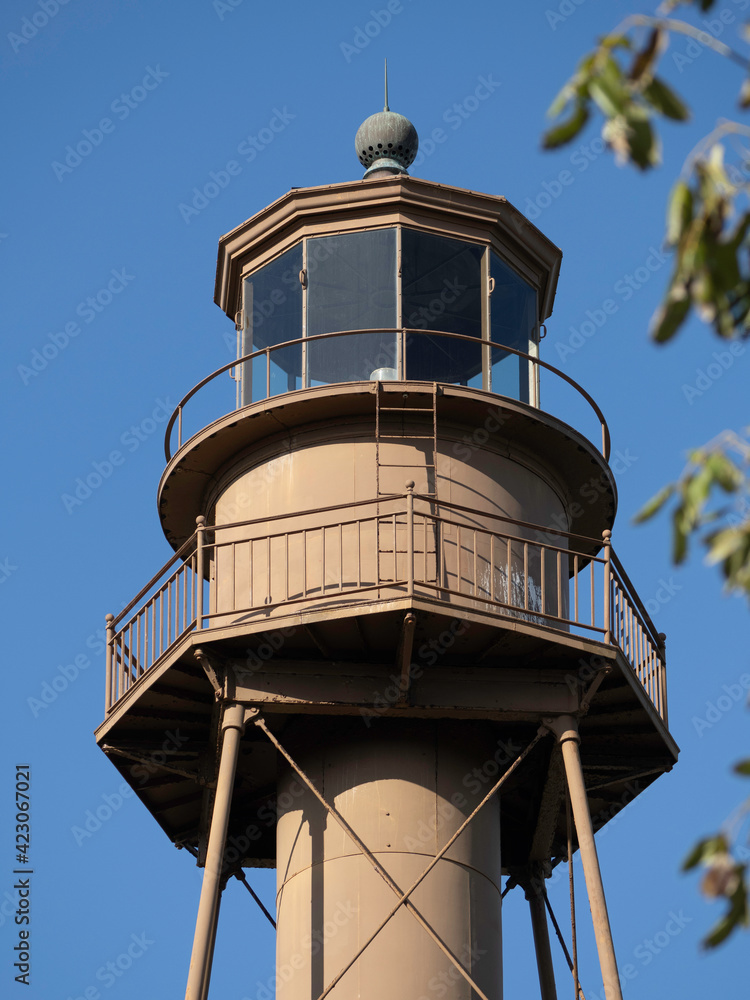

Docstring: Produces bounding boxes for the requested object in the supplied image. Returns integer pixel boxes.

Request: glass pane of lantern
[242,244,303,404]
[401,230,483,384]
[307,229,397,385]
[490,253,537,403]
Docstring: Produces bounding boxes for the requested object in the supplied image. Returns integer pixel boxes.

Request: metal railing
[106,493,666,723]
[163,328,611,462]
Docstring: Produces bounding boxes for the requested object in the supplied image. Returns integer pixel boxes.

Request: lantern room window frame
[239,226,539,408]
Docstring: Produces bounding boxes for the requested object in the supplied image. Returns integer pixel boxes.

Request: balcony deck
[102,492,668,725]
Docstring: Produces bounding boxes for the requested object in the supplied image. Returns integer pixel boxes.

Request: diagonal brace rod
[255,715,546,1000]
[314,726,549,1000]
[255,716,491,1000]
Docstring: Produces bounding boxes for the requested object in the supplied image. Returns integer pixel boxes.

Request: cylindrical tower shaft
[275,724,503,1000]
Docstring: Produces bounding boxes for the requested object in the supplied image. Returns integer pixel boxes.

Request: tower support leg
[200,879,225,1000]
[522,867,557,1000]
[185,702,247,1000]
[547,716,623,1000]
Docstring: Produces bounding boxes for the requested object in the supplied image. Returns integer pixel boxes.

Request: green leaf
[651,292,691,342]
[667,181,693,245]
[673,512,689,564]
[634,484,676,523]
[734,760,750,776]
[542,102,590,149]
[683,835,727,872]
[643,77,690,121]
[703,879,748,949]
[706,527,744,565]
[705,452,743,492]
[624,113,660,170]
[589,59,629,118]
[547,82,577,120]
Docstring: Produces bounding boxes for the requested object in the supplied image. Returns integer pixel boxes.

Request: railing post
[406,481,415,597]
[196,516,206,630]
[602,530,612,646]
[658,631,668,726]
[105,613,115,712]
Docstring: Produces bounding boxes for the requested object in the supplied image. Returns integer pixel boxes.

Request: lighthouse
[96,94,678,1000]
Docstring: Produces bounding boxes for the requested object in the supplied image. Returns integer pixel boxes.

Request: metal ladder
[374,381,439,497]
[374,383,439,586]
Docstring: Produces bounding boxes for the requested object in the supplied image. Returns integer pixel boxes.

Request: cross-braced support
[256,715,547,1000]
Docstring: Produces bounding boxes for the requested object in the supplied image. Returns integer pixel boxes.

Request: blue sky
[2,0,749,997]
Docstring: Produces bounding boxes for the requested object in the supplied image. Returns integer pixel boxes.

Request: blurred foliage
[542,0,750,948]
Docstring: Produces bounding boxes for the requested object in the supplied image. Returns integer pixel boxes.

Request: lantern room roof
[214,174,563,325]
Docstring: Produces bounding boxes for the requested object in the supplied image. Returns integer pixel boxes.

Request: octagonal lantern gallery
[238,227,539,406]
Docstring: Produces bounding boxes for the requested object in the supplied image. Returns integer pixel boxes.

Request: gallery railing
[105,492,666,724]
[163,328,611,462]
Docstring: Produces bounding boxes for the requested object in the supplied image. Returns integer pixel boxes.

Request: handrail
[105,494,666,724]
[111,532,197,630]
[411,492,608,552]
[610,548,663,649]
[163,328,611,462]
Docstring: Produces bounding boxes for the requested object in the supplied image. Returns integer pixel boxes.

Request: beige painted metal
[185,703,247,1000]
[526,879,558,1000]
[199,891,222,1000]
[103,500,670,726]
[274,725,503,1000]
[213,175,563,324]
[209,412,570,626]
[548,716,623,1000]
